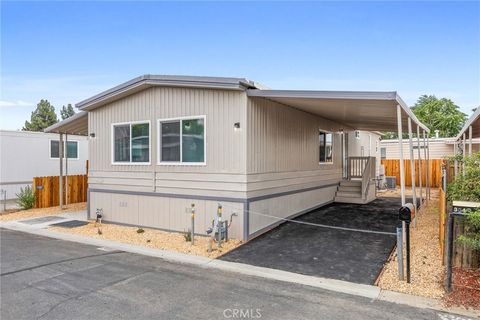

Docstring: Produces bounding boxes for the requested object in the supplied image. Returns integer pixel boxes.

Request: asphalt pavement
[0,228,470,320]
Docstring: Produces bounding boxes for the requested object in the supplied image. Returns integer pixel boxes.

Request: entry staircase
[334,156,376,204]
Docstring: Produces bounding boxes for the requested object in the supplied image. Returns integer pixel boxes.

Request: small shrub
[136,228,145,234]
[184,230,192,242]
[15,186,35,210]
[456,209,480,251]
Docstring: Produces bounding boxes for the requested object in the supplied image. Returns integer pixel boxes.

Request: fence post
[446,213,454,292]
[396,227,404,281]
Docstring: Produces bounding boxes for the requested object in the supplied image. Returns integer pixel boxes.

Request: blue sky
[1,1,479,130]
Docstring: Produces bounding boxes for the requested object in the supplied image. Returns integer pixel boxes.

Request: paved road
[0,228,464,320]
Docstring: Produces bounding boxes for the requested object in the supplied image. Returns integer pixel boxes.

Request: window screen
[114,124,131,162]
[50,140,60,158]
[161,121,181,162]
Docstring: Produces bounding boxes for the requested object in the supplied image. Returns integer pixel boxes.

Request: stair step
[336,191,362,198]
[340,180,362,187]
[334,196,368,204]
[337,186,361,192]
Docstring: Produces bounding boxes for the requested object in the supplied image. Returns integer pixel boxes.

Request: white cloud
[0,100,34,108]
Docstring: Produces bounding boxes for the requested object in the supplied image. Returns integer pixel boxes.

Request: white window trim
[111,120,151,165]
[49,139,80,160]
[157,115,207,166]
[319,130,334,165]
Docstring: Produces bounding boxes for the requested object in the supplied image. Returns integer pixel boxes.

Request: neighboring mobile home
[0,130,88,201]
[45,75,429,241]
[380,137,480,160]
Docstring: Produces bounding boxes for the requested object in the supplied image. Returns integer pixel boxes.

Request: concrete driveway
[221,197,402,285]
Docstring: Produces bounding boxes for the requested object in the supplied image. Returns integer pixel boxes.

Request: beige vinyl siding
[246,97,344,197]
[380,140,460,160]
[90,191,244,239]
[249,185,337,235]
[89,86,248,196]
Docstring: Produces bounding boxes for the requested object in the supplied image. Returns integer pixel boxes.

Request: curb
[1,222,478,318]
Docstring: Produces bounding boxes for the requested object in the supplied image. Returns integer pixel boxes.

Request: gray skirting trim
[88,182,338,204]
[88,182,339,242]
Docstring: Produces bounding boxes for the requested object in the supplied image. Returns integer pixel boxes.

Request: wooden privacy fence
[32,175,88,208]
[381,159,443,188]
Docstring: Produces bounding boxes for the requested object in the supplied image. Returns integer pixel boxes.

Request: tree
[60,103,75,120]
[381,95,467,139]
[23,99,58,131]
[411,95,467,138]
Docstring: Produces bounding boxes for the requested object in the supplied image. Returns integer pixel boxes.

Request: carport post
[396,105,406,206]
[65,133,68,206]
[59,133,64,210]
[397,105,406,245]
[469,126,473,156]
[427,135,431,202]
[454,141,458,177]
[416,126,423,204]
[408,118,417,227]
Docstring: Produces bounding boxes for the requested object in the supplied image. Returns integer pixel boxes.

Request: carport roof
[247,89,429,133]
[44,111,88,135]
[456,106,480,140]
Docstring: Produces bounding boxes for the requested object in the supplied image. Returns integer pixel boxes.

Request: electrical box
[399,203,415,222]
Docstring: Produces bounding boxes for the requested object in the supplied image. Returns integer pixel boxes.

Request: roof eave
[455,106,480,140]
[77,75,255,111]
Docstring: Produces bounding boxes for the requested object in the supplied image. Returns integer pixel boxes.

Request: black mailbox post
[398,203,415,283]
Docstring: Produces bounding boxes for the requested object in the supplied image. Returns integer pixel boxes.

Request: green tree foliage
[411,95,467,138]
[381,95,467,139]
[457,209,480,251]
[23,99,58,131]
[447,152,480,251]
[60,103,75,120]
[447,152,480,202]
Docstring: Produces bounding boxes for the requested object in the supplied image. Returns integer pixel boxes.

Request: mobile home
[46,75,428,241]
[0,130,88,201]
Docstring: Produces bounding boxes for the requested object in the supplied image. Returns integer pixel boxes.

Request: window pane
[381,147,387,160]
[51,140,59,158]
[319,132,326,162]
[114,125,130,162]
[66,141,78,159]
[325,133,333,162]
[161,121,180,162]
[132,123,149,162]
[182,119,204,163]
[319,132,333,163]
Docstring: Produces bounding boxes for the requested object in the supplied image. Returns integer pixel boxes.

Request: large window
[319,131,333,163]
[50,140,79,159]
[159,116,205,164]
[112,121,150,164]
